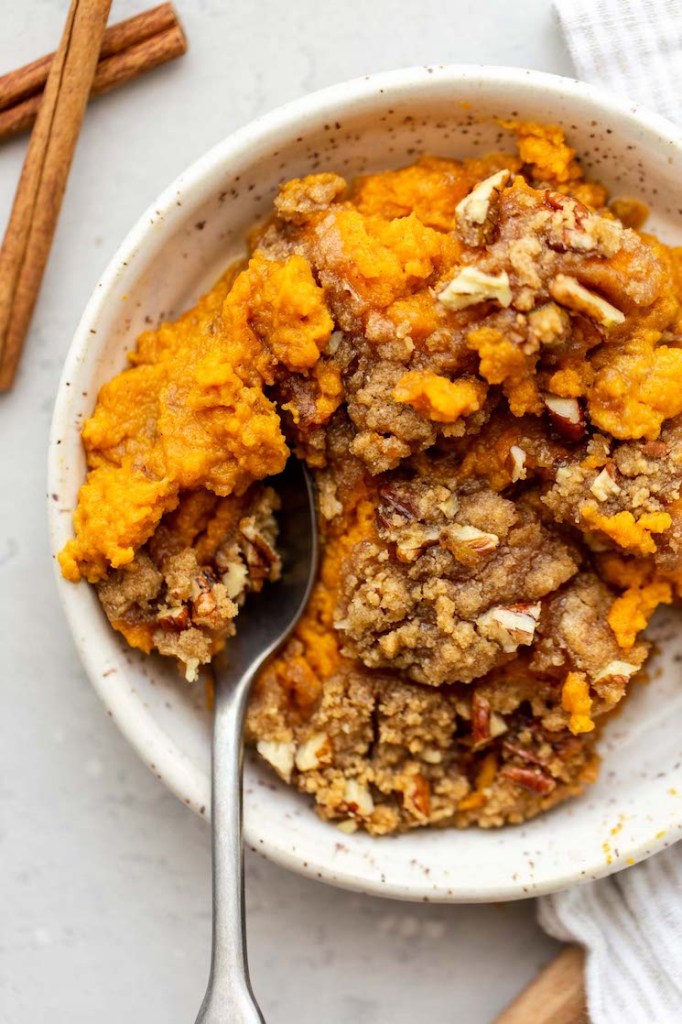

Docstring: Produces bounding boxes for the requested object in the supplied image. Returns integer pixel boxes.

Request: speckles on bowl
[49,65,682,904]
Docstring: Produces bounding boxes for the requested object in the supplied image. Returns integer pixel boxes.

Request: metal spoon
[195,459,318,1024]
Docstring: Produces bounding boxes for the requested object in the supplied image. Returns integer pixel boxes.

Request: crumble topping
[97,486,281,678]
[61,120,682,834]
[335,466,578,685]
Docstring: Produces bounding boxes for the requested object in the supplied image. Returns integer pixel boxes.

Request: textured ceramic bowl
[49,65,682,902]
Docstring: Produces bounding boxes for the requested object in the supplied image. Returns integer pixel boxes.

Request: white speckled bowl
[49,66,682,902]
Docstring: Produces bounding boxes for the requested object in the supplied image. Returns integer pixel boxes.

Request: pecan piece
[509,444,528,482]
[184,657,200,683]
[403,774,431,820]
[472,693,492,747]
[477,602,541,653]
[544,395,586,442]
[240,518,280,585]
[641,440,668,458]
[192,587,217,620]
[490,712,508,738]
[590,466,621,502]
[377,486,416,525]
[342,779,375,817]
[257,740,296,782]
[502,740,545,766]
[455,168,510,245]
[394,524,443,563]
[500,765,556,795]
[295,732,332,771]
[438,267,512,311]
[220,559,249,600]
[155,604,190,632]
[441,523,499,565]
[545,190,589,216]
[549,274,625,328]
[593,660,640,683]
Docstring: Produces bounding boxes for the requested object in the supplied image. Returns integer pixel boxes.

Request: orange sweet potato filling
[608,580,674,650]
[581,508,673,556]
[59,255,332,582]
[393,370,487,424]
[562,672,595,735]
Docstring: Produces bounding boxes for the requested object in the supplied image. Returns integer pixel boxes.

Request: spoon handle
[195,663,265,1024]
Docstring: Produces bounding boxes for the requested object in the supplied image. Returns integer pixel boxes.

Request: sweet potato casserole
[60,122,682,834]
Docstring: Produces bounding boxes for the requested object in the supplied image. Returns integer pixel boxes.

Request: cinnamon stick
[0,4,186,142]
[0,0,112,390]
[493,946,588,1024]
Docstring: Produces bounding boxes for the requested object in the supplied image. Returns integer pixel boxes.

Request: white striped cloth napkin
[554,0,682,124]
[539,4,682,1022]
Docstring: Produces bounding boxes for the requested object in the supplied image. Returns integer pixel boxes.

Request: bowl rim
[48,63,682,902]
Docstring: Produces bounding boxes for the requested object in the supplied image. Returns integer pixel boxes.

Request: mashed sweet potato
[59,255,331,582]
[61,121,682,835]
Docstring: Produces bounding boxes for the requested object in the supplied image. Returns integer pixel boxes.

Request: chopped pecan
[295,732,332,771]
[184,657,200,683]
[337,819,359,834]
[593,660,640,683]
[342,779,375,817]
[502,739,545,766]
[155,604,190,632]
[590,466,621,502]
[490,712,508,738]
[641,440,668,458]
[549,274,625,328]
[257,740,296,781]
[544,192,623,255]
[436,492,459,518]
[472,693,492,747]
[477,602,541,653]
[240,518,280,583]
[438,267,512,311]
[500,764,556,795]
[377,486,416,525]
[509,445,528,482]
[220,559,249,600]
[441,523,499,565]
[544,395,586,442]
[192,586,217,620]
[326,330,343,356]
[544,191,589,250]
[545,190,589,217]
[394,523,443,563]
[455,168,511,245]
[190,569,217,598]
[403,774,431,819]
